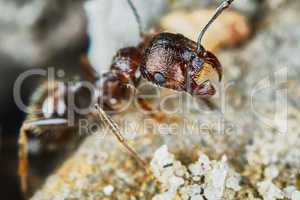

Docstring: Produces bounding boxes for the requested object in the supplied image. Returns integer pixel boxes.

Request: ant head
[140,33,222,98]
[129,0,233,97]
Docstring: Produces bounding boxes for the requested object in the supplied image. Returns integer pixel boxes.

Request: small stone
[102,185,114,196]
[169,176,185,190]
[226,176,241,191]
[151,147,241,200]
[291,191,300,200]
[284,186,297,198]
[180,184,202,199]
[257,180,284,200]
[189,154,211,176]
[264,165,279,180]
[191,194,204,200]
[152,191,176,200]
[204,185,222,200]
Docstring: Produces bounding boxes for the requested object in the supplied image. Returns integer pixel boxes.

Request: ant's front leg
[136,97,168,122]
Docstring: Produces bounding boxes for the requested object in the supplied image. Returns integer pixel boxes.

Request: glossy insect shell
[140,32,222,96]
[110,47,142,85]
[95,47,143,110]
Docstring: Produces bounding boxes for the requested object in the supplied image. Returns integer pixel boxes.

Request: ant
[18,0,234,195]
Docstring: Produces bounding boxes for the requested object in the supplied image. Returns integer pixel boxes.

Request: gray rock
[0,0,86,67]
[85,0,167,72]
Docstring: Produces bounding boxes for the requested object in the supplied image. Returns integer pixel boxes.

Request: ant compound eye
[153,72,166,84]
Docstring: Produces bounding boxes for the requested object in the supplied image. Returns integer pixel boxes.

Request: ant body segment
[18,0,235,195]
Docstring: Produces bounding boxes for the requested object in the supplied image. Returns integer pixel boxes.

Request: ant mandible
[18,0,234,195]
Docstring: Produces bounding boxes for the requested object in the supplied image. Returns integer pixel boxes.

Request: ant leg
[137,98,167,122]
[116,83,166,121]
[94,104,149,173]
[18,118,68,195]
[18,124,29,195]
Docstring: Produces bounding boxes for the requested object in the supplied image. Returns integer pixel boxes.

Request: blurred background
[0,0,87,199]
[0,0,298,199]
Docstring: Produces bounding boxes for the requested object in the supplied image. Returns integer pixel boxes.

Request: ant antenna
[197,0,235,53]
[126,0,144,37]
[94,104,149,172]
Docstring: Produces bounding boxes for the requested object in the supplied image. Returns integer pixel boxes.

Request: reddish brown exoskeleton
[18,0,234,195]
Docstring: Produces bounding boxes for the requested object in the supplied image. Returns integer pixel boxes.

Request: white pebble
[226,176,241,191]
[191,194,204,200]
[257,180,283,200]
[291,191,300,200]
[151,147,241,200]
[264,165,279,180]
[102,185,114,196]
[283,186,297,198]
